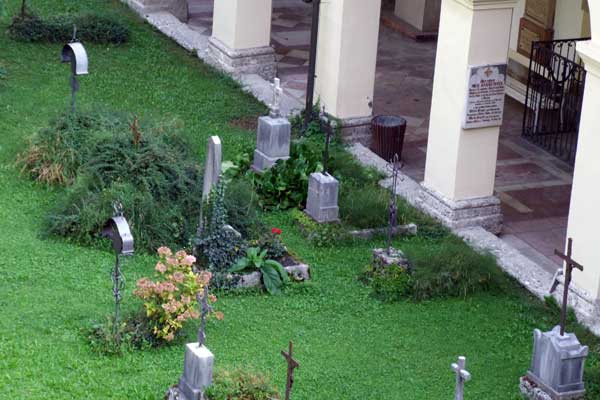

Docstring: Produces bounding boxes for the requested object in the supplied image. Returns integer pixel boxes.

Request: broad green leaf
[265,260,290,284]
[229,258,250,272]
[261,264,282,295]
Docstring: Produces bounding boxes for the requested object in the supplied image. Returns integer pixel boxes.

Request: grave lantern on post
[101,203,134,344]
[60,27,88,113]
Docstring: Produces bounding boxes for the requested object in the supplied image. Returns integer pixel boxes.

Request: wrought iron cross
[321,107,333,174]
[554,238,584,336]
[386,154,403,254]
[197,284,213,347]
[451,356,471,400]
[281,341,300,400]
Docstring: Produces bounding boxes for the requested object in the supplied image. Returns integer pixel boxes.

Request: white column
[566,40,600,301]
[419,0,516,233]
[314,0,382,141]
[394,0,441,32]
[207,0,275,80]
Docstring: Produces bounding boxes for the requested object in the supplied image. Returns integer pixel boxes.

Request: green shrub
[85,314,153,355]
[339,185,390,229]
[205,369,280,400]
[9,12,130,44]
[21,110,202,252]
[229,247,289,295]
[405,238,507,300]
[224,178,263,238]
[360,264,412,303]
[291,208,349,247]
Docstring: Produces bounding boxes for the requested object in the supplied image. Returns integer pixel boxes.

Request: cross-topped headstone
[281,341,300,400]
[197,284,213,347]
[321,107,333,174]
[451,356,471,400]
[270,77,283,118]
[385,154,403,254]
[553,237,584,336]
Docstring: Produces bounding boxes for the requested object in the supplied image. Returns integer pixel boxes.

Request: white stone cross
[451,356,471,400]
[270,77,283,118]
[202,136,222,201]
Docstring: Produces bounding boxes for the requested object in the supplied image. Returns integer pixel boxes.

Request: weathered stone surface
[520,376,553,400]
[177,344,214,400]
[418,183,503,234]
[527,326,588,400]
[207,37,276,81]
[349,223,418,239]
[252,116,291,172]
[373,248,410,270]
[305,173,340,223]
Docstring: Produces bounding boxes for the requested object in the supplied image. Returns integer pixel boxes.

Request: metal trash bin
[371,115,407,162]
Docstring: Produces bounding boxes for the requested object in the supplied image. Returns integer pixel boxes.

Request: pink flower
[155,262,167,274]
[181,295,191,305]
[197,270,212,285]
[209,294,217,303]
[166,256,179,266]
[181,255,196,267]
[165,332,175,341]
[157,246,172,257]
[172,271,185,283]
[175,250,187,259]
[215,311,224,321]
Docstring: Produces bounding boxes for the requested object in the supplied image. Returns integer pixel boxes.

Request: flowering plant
[134,247,220,342]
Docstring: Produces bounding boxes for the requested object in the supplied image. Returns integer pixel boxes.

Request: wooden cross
[281,341,300,400]
[451,356,471,400]
[554,238,584,336]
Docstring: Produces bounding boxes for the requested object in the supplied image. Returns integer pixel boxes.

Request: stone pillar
[207,0,275,80]
[419,0,517,233]
[394,0,441,33]
[566,40,600,301]
[314,0,382,142]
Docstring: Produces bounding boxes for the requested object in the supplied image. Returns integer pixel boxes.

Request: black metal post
[304,0,321,128]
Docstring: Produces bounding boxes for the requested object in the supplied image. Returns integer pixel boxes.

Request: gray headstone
[252,116,291,172]
[203,136,222,201]
[527,326,588,400]
[305,172,339,223]
[177,343,214,400]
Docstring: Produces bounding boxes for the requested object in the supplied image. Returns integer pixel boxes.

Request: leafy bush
[20,111,203,252]
[85,314,153,355]
[9,12,130,44]
[291,208,349,247]
[195,181,246,286]
[405,238,507,301]
[205,369,280,400]
[229,247,289,295]
[360,264,412,303]
[250,228,287,260]
[134,248,221,343]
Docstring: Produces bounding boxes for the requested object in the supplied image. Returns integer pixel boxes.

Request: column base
[418,184,503,234]
[336,116,373,145]
[207,37,276,81]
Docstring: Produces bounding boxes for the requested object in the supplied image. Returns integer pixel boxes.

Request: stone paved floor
[186,0,572,270]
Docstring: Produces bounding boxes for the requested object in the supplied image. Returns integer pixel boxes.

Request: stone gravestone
[203,136,222,201]
[521,238,589,400]
[462,64,507,130]
[305,111,339,223]
[252,78,291,172]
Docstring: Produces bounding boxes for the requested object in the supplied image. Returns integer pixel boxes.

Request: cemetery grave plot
[1,0,600,399]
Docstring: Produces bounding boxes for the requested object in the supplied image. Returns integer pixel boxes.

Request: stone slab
[252,116,291,172]
[305,172,340,223]
[238,264,311,288]
[178,343,214,400]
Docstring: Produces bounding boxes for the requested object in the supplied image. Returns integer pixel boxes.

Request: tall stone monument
[252,78,291,172]
[305,111,339,223]
[203,136,222,201]
[521,238,589,400]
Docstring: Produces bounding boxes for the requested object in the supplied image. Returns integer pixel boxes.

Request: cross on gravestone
[553,237,584,336]
[385,154,403,254]
[196,284,213,347]
[270,78,283,118]
[281,341,300,400]
[320,107,333,174]
[202,136,222,201]
[451,356,471,400]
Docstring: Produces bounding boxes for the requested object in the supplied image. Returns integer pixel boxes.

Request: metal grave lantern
[101,203,134,344]
[60,27,89,113]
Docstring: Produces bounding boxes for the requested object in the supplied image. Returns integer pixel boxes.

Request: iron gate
[522,38,590,166]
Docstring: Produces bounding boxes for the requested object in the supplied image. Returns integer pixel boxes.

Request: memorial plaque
[525,0,556,29]
[462,64,507,130]
[517,17,553,58]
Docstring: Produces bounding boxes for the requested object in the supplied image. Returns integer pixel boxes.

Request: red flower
[271,227,282,235]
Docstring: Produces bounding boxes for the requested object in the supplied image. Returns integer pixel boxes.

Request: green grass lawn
[0,1,598,399]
